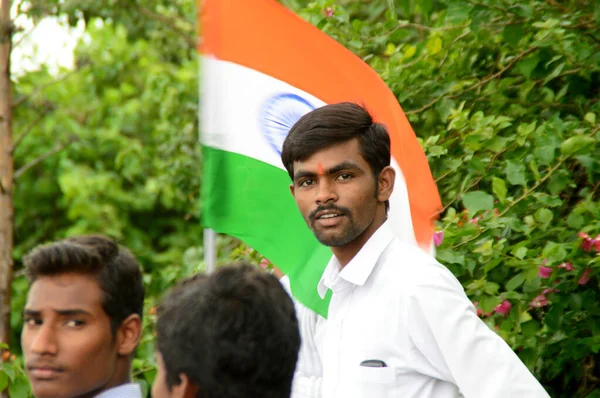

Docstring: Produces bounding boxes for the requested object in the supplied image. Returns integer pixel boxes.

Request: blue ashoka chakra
[259,93,316,155]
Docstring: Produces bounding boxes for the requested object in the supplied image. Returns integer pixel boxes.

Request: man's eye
[298,179,315,187]
[65,320,85,328]
[336,173,353,181]
[25,318,41,327]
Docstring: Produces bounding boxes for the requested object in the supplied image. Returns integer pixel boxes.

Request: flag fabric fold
[199,0,442,316]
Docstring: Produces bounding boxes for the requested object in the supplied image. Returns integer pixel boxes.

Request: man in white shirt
[21,235,144,398]
[280,102,550,397]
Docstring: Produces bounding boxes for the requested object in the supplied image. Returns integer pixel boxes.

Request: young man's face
[290,138,390,247]
[21,273,120,398]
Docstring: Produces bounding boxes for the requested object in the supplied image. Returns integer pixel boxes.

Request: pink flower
[594,237,600,252]
[468,217,479,225]
[538,266,553,279]
[558,262,573,271]
[493,208,499,216]
[494,300,512,316]
[433,231,444,247]
[259,258,271,269]
[578,269,592,285]
[578,232,590,239]
[473,301,483,317]
[581,238,595,252]
[324,7,334,17]
[530,294,549,308]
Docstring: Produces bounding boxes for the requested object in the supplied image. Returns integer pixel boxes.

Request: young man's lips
[315,214,345,227]
[28,367,64,379]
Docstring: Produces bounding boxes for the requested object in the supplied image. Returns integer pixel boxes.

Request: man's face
[22,273,119,398]
[290,138,382,247]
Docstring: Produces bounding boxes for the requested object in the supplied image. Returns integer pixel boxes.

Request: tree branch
[407,47,539,115]
[138,7,196,49]
[13,70,78,108]
[10,110,47,153]
[13,139,74,180]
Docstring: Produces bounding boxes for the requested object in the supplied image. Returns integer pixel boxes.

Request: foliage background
[2,0,600,396]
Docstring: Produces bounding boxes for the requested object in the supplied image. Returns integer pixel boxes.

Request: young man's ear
[170,374,200,398]
[377,166,396,202]
[289,183,295,198]
[117,314,142,356]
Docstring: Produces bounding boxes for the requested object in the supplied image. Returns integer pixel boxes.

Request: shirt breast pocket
[354,365,397,397]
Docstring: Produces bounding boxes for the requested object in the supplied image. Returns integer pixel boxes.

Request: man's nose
[315,180,338,204]
[29,324,58,356]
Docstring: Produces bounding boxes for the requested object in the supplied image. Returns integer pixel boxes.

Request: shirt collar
[317,221,394,298]
[94,383,142,398]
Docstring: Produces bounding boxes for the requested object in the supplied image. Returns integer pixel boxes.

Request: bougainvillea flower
[530,295,549,308]
[494,300,512,316]
[578,269,592,285]
[538,266,553,278]
[433,231,444,247]
[558,262,573,271]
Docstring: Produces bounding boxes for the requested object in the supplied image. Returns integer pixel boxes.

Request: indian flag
[199,0,441,316]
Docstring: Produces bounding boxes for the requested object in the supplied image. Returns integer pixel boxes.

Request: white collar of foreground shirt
[318,221,394,298]
[94,383,142,398]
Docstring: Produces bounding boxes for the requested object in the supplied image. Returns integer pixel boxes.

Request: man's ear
[171,374,200,398]
[289,183,295,198]
[117,314,142,356]
[377,166,396,202]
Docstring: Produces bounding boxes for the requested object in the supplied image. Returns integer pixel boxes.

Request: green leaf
[535,208,553,224]
[462,191,494,215]
[515,247,528,260]
[521,319,541,336]
[505,160,527,186]
[0,370,7,393]
[547,173,570,195]
[436,249,465,265]
[506,273,526,291]
[503,24,525,47]
[515,52,539,78]
[585,112,596,126]
[560,136,596,155]
[426,36,442,55]
[567,212,585,229]
[492,177,507,204]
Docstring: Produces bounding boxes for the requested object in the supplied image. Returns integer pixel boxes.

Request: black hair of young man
[24,234,145,333]
[154,264,301,398]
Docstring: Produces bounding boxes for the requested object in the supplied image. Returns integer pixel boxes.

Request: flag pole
[204,228,217,273]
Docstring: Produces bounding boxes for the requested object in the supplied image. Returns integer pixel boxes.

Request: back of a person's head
[280,102,391,181]
[23,234,145,334]
[156,264,300,398]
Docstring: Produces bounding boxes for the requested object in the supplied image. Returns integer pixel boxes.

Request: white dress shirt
[94,383,143,398]
[312,221,549,398]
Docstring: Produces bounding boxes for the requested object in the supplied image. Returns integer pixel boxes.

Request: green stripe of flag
[202,145,331,316]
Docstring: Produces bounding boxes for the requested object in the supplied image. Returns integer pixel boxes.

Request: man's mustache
[308,205,352,221]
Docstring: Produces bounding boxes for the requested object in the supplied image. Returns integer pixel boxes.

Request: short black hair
[156,264,300,398]
[23,235,145,335]
[281,102,391,210]
[281,102,390,178]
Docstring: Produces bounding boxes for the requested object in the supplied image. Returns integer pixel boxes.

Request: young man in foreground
[152,264,301,398]
[21,235,145,398]
[282,102,550,397]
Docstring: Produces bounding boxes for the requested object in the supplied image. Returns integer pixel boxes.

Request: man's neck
[331,216,387,268]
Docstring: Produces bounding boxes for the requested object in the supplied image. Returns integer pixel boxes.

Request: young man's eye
[336,173,353,181]
[298,178,315,187]
[65,320,85,328]
[24,318,41,327]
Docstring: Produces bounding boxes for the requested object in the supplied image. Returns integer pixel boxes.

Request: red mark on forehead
[317,163,324,176]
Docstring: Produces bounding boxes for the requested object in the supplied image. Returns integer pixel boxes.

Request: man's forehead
[293,140,365,168]
[27,273,103,308]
